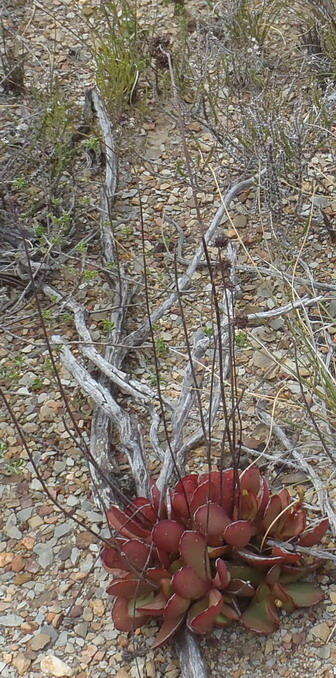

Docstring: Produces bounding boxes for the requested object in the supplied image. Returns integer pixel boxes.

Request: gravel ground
[1,0,335,676]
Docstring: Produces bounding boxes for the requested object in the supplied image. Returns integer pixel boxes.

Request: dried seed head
[149,35,171,69]
[214,235,229,249]
[235,314,249,329]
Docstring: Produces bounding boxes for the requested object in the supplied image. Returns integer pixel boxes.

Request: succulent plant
[101,466,329,647]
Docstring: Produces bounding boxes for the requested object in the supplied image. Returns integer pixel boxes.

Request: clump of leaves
[102,466,328,647]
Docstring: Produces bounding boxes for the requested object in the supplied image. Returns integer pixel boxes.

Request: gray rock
[0,614,23,627]
[55,630,68,647]
[16,507,33,523]
[33,540,55,568]
[74,622,88,639]
[70,547,80,565]
[40,625,58,643]
[19,372,37,387]
[53,522,72,540]
[4,515,22,540]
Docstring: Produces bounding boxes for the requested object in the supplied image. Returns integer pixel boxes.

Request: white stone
[40,655,73,677]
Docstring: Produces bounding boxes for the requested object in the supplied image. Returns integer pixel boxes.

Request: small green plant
[83,269,98,281]
[155,337,169,357]
[6,458,26,474]
[235,330,249,347]
[101,318,116,332]
[31,377,44,392]
[42,309,53,321]
[12,176,28,189]
[204,326,214,338]
[85,135,101,151]
[94,1,147,117]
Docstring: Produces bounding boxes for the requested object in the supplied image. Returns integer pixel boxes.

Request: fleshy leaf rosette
[101,467,328,646]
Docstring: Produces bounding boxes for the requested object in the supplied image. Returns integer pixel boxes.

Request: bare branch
[52,335,149,496]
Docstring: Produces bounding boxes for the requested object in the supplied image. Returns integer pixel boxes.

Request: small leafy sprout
[204,326,214,338]
[235,331,249,347]
[83,269,98,281]
[85,135,100,151]
[12,176,28,189]
[42,309,53,321]
[102,319,116,332]
[34,223,47,237]
[6,458,26,474]
[75,241,88,254]
[31,377,44,392]
[0,441,8,456]
[102,466,328,647]
[155,337,169,357]
[61,312,73,323]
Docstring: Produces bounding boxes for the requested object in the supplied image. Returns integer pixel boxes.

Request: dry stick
[85,88,150,500]
[236,264,336,293]
[51,335,149,496]
[43,284,174,408]
[258,407,336,535]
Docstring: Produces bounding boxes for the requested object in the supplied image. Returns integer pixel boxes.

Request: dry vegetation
[0,1,335,677]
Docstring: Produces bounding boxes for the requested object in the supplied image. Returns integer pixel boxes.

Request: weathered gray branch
[52,335,149,496]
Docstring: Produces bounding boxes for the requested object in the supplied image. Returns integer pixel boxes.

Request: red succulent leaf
[193,502,230,538]
[258,477,270,516]
[112,597,148,632]
[224,520,253,548]
[213,558,231,589]
[237,549,285,569]
[265,565,282,586]
[190,480,217,513]
[155,546,171,569]
[278,582,324,608]
[107,505,150,540]
[226,578,255,597]
[241,597,280,634]
[121,540,152,571]
[106,574,152,600]
[239,465,263,496]
[220,602,241,621]
[137,592,166,616]
[271,545,301,564]
[262,495,284,534]
[180,531,211,580]
[278,508,306,540]
[187,589,223,634]
[278,488,292,509]
[208,544,231,558]
[271,582,296,613]
[149,480,163,515]
[198,469,235,514]
[239,490,259,521]
[146,567,171,583]
[164,593,191,619]
[172,566,210,599]
[152,520,185,553]
[126,497,158,525]
[298,518,329,547]
[100,544,125,571]
[226,563,263,586]
[175,474,199,494]
[170,492,190,522]
[152,614,185,649]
